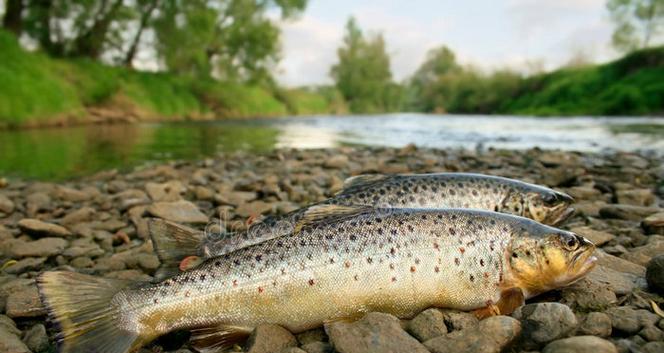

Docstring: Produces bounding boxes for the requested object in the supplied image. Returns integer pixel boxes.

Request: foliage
[330,17,400,113]
[607,0,664,52]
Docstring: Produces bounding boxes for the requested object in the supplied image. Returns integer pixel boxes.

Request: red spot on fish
[459,247,466,254]
[410,266,416,272]
[258,286,264,293]
[344,261,351,268]
[433,242,440,250]
[484,272,489,279]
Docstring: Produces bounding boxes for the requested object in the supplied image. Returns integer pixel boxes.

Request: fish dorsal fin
[147,219,204,280]
[190,324,252,353]
[294,205,374,234]
[337,174,389,194]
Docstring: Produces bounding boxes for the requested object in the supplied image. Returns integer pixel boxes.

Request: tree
[607,0,664,52]
[330,17,397,113]
[2,0,24,35]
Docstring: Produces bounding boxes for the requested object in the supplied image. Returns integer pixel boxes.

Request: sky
[273,0,618,87]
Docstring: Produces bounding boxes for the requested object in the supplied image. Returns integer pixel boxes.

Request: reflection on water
[0,114,662,180]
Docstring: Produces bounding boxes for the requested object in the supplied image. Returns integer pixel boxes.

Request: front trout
[39,206,596,353]
[151,173,575,275]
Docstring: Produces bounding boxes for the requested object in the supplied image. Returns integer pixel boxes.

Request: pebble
[641,341,664,353]
[440,309,479,332]
[235,200,274,218]
[615,189,655,207]
[642,212,664,235]
[244,324,297,353]
[407,308,447,341]
[147,200,209,223]
[3,257,47,274]
[325,312,429,353]
[623,239,664,266]
[599,204,661,221]
[18,218,72,237]
[300,341,333,353]
[0,194,14,214]
[423,316,521,353]
[578,312,613,338]
[646,255,664,295]
[640,325,664,342]
[511,302,578,349]
[605,307,658,335]
[61,206,96,225]
[542,336,617,353]
[145,180,185,201]
[570,226,615,247]
[5,284,46,318]
[22,323,49,353]
[7,237,68,258]
[0,319,30,353]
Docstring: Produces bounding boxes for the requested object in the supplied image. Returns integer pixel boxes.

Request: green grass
[501,47,664,116]
[0,30,335,128]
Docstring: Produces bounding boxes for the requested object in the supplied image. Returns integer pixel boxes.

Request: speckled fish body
[200,173,574,258]
[39,207,595,353]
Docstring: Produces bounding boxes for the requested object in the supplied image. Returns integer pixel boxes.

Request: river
[1,114,663,180]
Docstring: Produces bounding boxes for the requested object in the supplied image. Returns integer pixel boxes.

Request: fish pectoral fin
[190,324,252,353]
[338,174,389,194]
[472,304,501,320]
[496,287,525,316]
[147,218,204,280]
[294,205,374,234]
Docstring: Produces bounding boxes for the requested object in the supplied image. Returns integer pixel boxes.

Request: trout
[39,205,595,353]
[150,173,574,275]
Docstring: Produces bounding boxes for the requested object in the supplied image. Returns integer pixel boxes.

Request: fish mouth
[565,245,597,285]
[550,207,575,225]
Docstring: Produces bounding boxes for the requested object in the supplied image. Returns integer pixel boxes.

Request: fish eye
[542,193,558,206]
[560,233,578,250]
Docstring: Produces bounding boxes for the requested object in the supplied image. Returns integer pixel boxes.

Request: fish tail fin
[37,271,144,353]
[147,218,204,279]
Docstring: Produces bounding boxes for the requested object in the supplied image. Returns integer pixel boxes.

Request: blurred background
[0,0,662,179]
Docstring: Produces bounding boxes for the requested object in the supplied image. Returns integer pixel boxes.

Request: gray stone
[296,328,327,345]
[605,307,642,334]
[55,185,92,202]
[407,308,447,341]
[639,325,664,341]
[642,212,664,235]
[562,277,617,310]
[440,309,479,332]
[595,250,645,276]
[642,342,664,353]
[8,237,68,258]
[61,207,96,226]
[5,284,46,318]
[599,204,661,221]
[70,256,94,268]
[300,342,333,353]
[570,226,615,247]
[578,312,612,337]
[26,192,52,214]
[623,239,664,266]
[4,257,47,274]
[245,324,297,353]
[511,302,578,349]
[646,254,664,295]
[18,218,72,237]
[147,200,209,223]
[0,194,14,214]
[423,316,521,353]
[0,320,30,353]
[22,323,49,352]
[137,253,160,271]
[279,349,307,353]
[323,155,349,169]
[325,312,429,353]
[542,336,617,353]
[586,265,642,295]
[616,189,656,207]
[235,200,274,218]
[145,180,185,202]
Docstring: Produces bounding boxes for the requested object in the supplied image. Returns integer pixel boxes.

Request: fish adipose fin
[337,174,389,195]
[148,218,204,280]
[190,324,252,353]
[37,271,141,353]
[294,205,375,234]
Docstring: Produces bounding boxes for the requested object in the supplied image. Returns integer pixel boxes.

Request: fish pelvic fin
[190,324,252,353]
[37,271,143,353]
[337,174,389,195]
[148,218,204,280]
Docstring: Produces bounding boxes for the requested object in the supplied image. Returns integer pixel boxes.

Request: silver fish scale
[124,208,540,335]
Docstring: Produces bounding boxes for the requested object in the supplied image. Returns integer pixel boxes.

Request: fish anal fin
[294,205,374,234]
[190,324,252,353]
[338,174,388,194]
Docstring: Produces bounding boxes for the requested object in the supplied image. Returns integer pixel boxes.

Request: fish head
[501,188,574,225]
[507,228,596,298]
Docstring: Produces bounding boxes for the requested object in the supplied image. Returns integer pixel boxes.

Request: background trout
[151,173,574,274]
[39,206,595,353]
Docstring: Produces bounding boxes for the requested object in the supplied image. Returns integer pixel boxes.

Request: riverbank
[0,30,346,129]
[0,146,663,352]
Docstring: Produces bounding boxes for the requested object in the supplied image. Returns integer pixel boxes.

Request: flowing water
[1,114,662,180]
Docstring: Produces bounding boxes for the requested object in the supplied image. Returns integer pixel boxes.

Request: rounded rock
[542,336,617,353]
[578,312,612,337]
[407,308,447,341]
[646,254,664,295]
[245,324,297,353]
[512,302,577,349]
